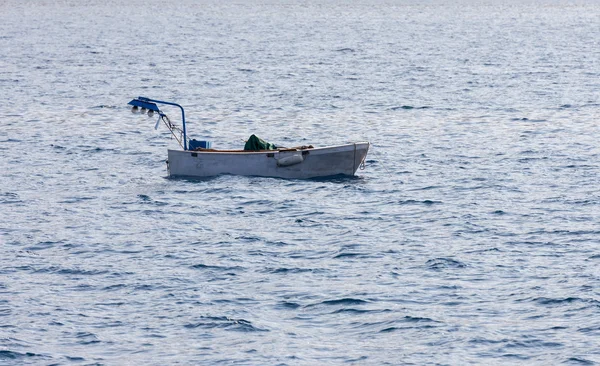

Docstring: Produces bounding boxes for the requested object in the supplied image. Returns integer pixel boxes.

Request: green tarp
[244,134,278,151]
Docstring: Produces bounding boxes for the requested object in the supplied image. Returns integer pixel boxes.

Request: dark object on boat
[244,134,278,151]
[189,139,212,150]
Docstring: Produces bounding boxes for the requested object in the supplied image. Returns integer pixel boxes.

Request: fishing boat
[128,97,370,179]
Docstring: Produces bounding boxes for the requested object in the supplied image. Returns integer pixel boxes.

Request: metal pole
[138,97,188,150]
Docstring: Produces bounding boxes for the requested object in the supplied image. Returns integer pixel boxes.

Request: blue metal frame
[128,96,188,150]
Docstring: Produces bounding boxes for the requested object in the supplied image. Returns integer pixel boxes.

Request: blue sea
[1,0,600,364]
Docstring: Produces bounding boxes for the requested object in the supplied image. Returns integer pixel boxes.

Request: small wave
[0,192,21,204]
[501,353,531,360]
[331,308,391,315]
[504,339,563,349]
[563,165,595,170]
[269,267,314,274]
[402,315,439,323]
[426,258,467,270]
[533,297,599,307]
[410,185,442,191]
[184,316,267,332]
[466,247,501,254]
[82,146,118,153]
[390,105,430,110]
[31,266,107,276]
[346,356,368,362]
[378,317,440,333]
[75,332,101,345]
[549,229,600,236]
[398,199,441,206]
[331,308,370,314]
[511,117,547,122]
[333,252,370,259]
[309,298,369,307]
[0,350,45,360]
[277,301,301,309]
[96,302,126,307]
[102,284,127,291]
[234,235,262,242]
[563,357,595,365]
[266,240,291,247]
[65,356,86,361]
[137,194,151,201]
[57,268,108,276]
[469,337,509,345]
[25,240,66,251]
[335,47,355,52]
[577,325,600,334]
[190,263,244,272]
[58,196,96,204]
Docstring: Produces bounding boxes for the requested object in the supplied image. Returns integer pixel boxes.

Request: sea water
[1,0,599,364]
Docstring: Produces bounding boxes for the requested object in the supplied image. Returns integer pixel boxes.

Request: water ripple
[1,1,599,364]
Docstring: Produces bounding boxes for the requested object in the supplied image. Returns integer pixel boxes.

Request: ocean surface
[1,0,600,364]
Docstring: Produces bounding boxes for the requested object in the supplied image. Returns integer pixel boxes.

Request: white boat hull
[167,142,370,179]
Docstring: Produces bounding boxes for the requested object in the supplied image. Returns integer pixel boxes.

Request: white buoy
[276,154,304,167]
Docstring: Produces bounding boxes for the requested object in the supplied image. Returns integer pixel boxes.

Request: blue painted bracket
[128,97,189,150]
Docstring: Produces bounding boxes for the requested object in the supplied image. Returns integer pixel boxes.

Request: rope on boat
[161,114,184,149]
[371,144,392,177]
